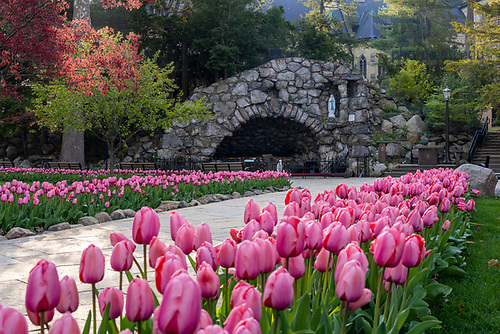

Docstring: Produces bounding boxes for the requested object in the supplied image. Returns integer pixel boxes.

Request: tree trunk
[182,41,188,99]
[108,144,116,176]
[60,0,90,164]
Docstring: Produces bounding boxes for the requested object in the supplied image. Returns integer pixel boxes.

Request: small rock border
[0,186,291,241]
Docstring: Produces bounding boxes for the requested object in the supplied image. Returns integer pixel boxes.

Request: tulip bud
[110,232,136,251]
[111,240,134,272]
[401,234,426,268]
[263,267,294,310]
[276,216,306,258]
[384,262,408,286]
[170,211,188,242]
[230,281,262,321]
[323,222,349,255]
[149,237,167,268]
[196,309,213,331]
[98,287,124,320]
[79,244,105,284]
[26,308,54,327]
[132,206,160,245]
[48,313,80,334]
[197,262,220,301]
[370,228,405,268]
[335,243,368,283]
[155,253,185,295]
[197,325,229,334]
[442,219,451,231]
[305,220,322,250]
[285,188,301,205]
[262,202,278,226]
[195,222,213,250]
[258,211,275,235]
[314,248,333,272]
[233,317,261,334]
[223,304,254,334]
[241,219,261,241]
[254,237,275,274]
[287,253,306,279]
[336,260,366,302]
[196,242,218,271]
[56,275,79,314]
[244,199,260,224]
[348,288,372,311]
[235,241,261,280]
[217,238,237,269]
[126,278,154,322]
[26,259,60,313]
[175,222,196,255]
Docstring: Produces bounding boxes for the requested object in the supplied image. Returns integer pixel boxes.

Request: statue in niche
[328,94,336,118]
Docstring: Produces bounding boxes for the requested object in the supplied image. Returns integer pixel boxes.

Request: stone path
[1,177,497,332]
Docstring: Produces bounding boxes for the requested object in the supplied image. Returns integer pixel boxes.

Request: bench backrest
[120,162,157,171]
[202,162,244,173]
[48,162,82,170]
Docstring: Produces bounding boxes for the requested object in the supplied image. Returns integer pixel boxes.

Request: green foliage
[389,59,432,103]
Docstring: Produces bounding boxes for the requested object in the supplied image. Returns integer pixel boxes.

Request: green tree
[389,59,432,103]
[446,0,500,115]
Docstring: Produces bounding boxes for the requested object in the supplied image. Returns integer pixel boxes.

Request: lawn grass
[430,197,500,333]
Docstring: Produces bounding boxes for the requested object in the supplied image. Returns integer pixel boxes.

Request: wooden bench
[0,161,14,168]
[47,162,84,170]
[485,155,500,177]
[202,162,244,173]
[119,162,157,171]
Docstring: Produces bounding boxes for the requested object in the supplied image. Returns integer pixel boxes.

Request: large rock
[47,222,72,231]
[389,115,407,129]
[78,216,99,226]
[406,115,426,133]
[386,143,407,158]
[5,227,35,239]
[122,209,136,218]
[110,210,126,220]
[95,212,112,223]
[456,164,498,197]
[156,201,180,211]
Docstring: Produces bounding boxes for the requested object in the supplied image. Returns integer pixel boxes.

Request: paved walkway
[0,177,496,331]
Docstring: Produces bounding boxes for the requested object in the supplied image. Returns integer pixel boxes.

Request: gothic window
[359,55,367,78]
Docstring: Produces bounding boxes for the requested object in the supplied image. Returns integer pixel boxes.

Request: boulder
[197,195,220,205]
[0,235,7,241]
[371,163,388,176]
[406,115,426,133]
[47,222,72,232]
[232,192,242,199]
[386,143,407,158]
[389,115,407,129]
[381,120,393,133]
[5,227,35,239]
[78,216,99,226]
[122,209,136,218]
[156,201,180,211]
[456,164,498,197]
[110,210,126,220]
[95,212,112,223]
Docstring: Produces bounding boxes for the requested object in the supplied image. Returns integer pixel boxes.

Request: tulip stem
[137,320,143,334]
[272,309,279,334]
[224,268,230,316]
[321,251,331,304]
[372,267,384,333]
[40,311,45,334]
[399,271,409,313]
[384,283,392,321]
[92,283,97,334]
[342,301,348,334]
[133,256,144,278]
[119,271,123,291]
[143,245,147,280]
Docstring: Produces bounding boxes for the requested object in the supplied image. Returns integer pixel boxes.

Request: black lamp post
[443,88,451,164]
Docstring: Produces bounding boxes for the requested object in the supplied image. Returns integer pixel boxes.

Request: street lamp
[443,88,451,164]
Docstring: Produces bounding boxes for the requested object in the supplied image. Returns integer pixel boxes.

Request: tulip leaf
[83,311,92,334]
[405,320,441,334]
[442,264,467,276]
[260,306,270,334]
[187,254,197,273]
[387,308,409,334]
[279,309,292,334]
[310,302,322,330]
[291,293,311,331]
[406,269,428,294]
[321,303,333,334]
[424,282,452,300]
[98,303,110,334]
[375,321,387,334]
[125,270,134,283]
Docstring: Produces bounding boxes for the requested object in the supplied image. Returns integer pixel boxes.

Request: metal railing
[469,117,489,163]
[282,158,348,177]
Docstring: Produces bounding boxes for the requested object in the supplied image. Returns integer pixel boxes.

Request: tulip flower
[233,317,262,334]
[305,220,322,250]
[157,270,202,334]
[48,313,80,334]
[217,238,237,269]
[98,287,124,320]
[259,211,275,235]
[165,244,188,268]
[263,267,294,310]
[155,253,186,295]
[110,232,136,251]
[235,240,261,280]
[133,206,161,245]
[262,202,278,226]
[230,281,262,321]
[126,278,154,323]
[335,243,368,283]
[241,219,261,241]
[466,199,475,211]
[195,222,213,250]
[422,206,439,228]
[439,197,451,213]
[287,253,305,279]
[254,237,276,274]
[223,304,254,334]
[56,276,79,314]
[26,259,61,314]
[348,288,372,311]
[80,244,105,284]
[370,228,405,268]
[285,187,301,205]
[175,222,196,255]
[275,216,306,258]
[197,262,221,301]
[283,201,300,217]
[26,307,54,327]
[170,211,188,242]
[111,240,134,282]
[336,260,366,302]
[442,219,451,231]
[149,237,167,268]
[384,262,408,286]
[314,248,333,272]
[323,222,349,255]
[0,306,28,334]
[196,309,213,331]
[196,242,218,271]
[244,199,260,224]
[401,234,426,268]
[197,325,229,334]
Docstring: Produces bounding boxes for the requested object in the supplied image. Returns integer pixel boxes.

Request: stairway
[472,131,500,166]
[384,164,456,178]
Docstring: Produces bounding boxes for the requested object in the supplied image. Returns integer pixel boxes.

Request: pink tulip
[196,242,218,271]
[0,306,28,333]
[442,219,451,231]
[252,237,274,274]
[195,222,213,250]
[407,209,423,232]
[335,243,368,283]
[262,202,278,226]
[48,313,80,334]
[275,216,306,258]
[384,262,408,285]
[283,201,300,217]
[217,238,237,269]
[285,187,301,205]
[170,211,188,242]
[335,207,354,228]
[110,232,136,251]
[263,267,294,310]
[149,237,167,268]
[439,198,451,213]
[323,222,349,255]
[223,304,254,334]
[157,270,202,334]
[197,262,220,301]
[196,309,213,331]
[401,234,426,268]
[370,228,405,268]
[299,196,311,217]
[466,199,475,211]
[126,278,154,322]
[241,219,261,241]
[233,317,262,334]
[165,244,188,268]
[244,199,260,224]
[132,206,160,245]
[26,259,60,313]
[230,281,262,321]
[336,260,366,302]
[111,240,134,272]
[258,211,275,235]
[235,240,261,280]
[422,206,439,228]
[336,183,348,199]
[155,253,185,295]
[305,220,323,250]
[348,288,372,311]
[79,244,105,284]
[175,222,196,255]
[26,308,54,327]
[287,253,306,279]
[314,248,333,272]
[197,325,229,334]
[56,276,79,313]
[98,287,124,320]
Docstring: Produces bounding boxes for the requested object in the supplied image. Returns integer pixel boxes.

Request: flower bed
[0,167,290,232]
[3,168,476,334]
